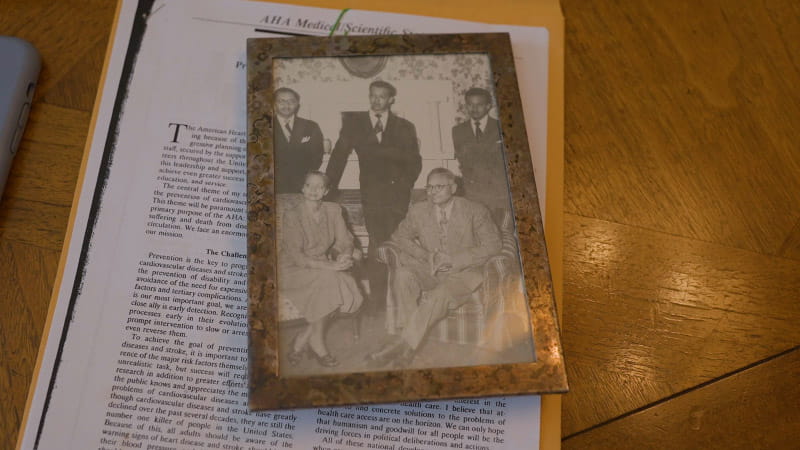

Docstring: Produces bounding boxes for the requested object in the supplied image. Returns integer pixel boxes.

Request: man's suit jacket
[274,116,324,194]
[326,111,421,207]
[389,196,501,285]
[451,117,509,208]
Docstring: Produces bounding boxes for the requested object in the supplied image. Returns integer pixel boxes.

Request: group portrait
[264,53,537,377]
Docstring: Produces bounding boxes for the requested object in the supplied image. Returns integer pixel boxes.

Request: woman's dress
[278,201,363,321]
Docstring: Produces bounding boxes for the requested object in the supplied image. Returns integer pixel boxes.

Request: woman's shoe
[312,352,339,367]
[287,347,304,365]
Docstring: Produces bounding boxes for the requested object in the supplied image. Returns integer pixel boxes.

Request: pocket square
[301,136,311,143]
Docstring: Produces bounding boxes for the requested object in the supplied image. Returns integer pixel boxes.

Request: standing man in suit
[365,167,501,367]
[326,80,422,312]
[273,87,324,194]
[452,87,510,213]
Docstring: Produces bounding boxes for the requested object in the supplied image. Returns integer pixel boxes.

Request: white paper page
[20,0,549,449]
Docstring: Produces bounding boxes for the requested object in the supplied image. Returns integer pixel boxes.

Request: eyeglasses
[425,183,453,192]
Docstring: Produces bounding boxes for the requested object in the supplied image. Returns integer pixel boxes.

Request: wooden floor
[2,0,799,449]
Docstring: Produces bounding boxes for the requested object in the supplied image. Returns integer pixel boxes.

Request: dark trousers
[362,202,408,309]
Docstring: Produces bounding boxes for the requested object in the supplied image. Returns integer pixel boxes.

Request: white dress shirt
[370,110,386,143]
[471,114,489,138]
[279,115,295,141]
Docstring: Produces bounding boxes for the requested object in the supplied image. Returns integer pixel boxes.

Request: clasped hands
[429,250,453,275]
[315,249,362,271]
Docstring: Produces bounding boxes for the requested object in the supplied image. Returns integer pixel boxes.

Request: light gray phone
[0,36,41,199]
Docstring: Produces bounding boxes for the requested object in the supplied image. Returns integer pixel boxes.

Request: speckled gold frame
[247,33,567,411]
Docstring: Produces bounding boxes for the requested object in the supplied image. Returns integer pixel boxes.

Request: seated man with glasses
[365,167,501,367]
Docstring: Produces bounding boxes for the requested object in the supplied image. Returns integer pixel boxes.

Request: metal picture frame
[247,33,567,410]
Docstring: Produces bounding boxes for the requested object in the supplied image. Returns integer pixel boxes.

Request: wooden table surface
[2,0,799,448]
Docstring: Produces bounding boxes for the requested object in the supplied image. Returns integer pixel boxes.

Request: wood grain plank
[561,214,800,435]
[562,0,800,256]
[4,104,90,200]
[22,102,92,146]
[777,218,800,261]
[5,103,90,193]
[0,197,72,252]
[43,31,112,112]
[0,240,59,450]
[0,103,91,251]
[0,0,117,108]
[563,348,800,449]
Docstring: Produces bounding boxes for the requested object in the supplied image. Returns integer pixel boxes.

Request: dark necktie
[438,207,448,245]
[285,121,292,139]
[374,114,383,134]
[474,120,482,141]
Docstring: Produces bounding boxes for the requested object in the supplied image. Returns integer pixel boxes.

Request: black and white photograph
[247,33,567,410]
[269,54,536,378]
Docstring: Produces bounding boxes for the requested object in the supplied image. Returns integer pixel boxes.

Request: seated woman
[278,171,363,367]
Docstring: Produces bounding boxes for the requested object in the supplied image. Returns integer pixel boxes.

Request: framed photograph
[247,33,567,410]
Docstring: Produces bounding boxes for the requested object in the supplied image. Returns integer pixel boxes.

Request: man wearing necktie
[365,167,501,367]
[451,87,511,214]
[273,87,324,194]
[326,80,422,313]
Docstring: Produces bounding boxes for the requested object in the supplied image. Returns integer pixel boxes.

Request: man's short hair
[274,87,300,102]
[427,167,457,184]
[464,87,492,103]
[369,80,397,97]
